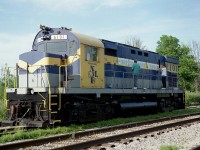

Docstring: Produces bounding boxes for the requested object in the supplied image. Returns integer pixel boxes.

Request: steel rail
[0,113,200,150]
[191,145,200,150]
[52,117,200,150]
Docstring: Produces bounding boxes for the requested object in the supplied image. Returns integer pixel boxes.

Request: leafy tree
[178,55,199,90]
[156,35,199,90]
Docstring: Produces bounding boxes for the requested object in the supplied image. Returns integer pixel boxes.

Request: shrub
[185,91,200,105]
[0,101,6,121]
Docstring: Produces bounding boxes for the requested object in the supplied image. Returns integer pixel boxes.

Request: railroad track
[186,104,200,109]
[0,113,200,150]
[191,145,200,150]
[52,117,200,150]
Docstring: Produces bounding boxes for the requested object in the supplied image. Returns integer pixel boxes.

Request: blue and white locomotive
[3,25,184,127]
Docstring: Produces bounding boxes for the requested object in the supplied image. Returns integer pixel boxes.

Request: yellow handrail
[44,66,51,111]
[38,92,46,108]
[58,65,67,110]
[59,66,61,110]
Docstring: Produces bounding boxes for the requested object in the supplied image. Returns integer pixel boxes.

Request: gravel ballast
[107,122,200,150]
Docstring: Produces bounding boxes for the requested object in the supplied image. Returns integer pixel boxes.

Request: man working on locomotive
[132,59,140,89]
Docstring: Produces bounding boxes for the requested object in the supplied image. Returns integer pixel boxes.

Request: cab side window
[86,46,98,61]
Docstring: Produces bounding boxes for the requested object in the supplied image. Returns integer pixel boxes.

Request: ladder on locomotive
[50,94,61,124]
[44,66,61,125]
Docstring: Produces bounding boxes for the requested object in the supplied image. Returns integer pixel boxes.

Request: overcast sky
[0,0,200,67]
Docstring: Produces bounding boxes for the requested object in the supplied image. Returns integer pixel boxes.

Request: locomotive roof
[71,31,104,48]
[32,26,104,49]
[101,39,179,64]
[33,26,178,64]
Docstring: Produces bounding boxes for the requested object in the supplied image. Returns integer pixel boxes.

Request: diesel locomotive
[2,25,184,127]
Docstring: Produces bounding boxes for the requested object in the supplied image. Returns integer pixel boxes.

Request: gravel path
[107,122,200,150]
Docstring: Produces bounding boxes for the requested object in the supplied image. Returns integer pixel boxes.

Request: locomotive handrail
[18,64,57,111]
[104,70,178,89]
[123,72,133,89]
[3,66,17,88]
[113,71,123,89]
[105,70,132,89]
[58,65,68,110]
[59,66,61,111]
[3,66,18,108]
[44,66,51,111]
[6,65,178,90]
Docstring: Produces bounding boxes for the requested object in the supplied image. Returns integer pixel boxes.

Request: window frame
[131,50,136,54]
[46,42,67,53]
[144,52,148,57]
[85,45,98,62]
[138,51,142,56]
[105,48,117,57]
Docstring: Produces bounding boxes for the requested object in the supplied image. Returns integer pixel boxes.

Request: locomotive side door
[80,44,104,88]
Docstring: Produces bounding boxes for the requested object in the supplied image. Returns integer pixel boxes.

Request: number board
[166,62,178,73]
[51,35,67,40]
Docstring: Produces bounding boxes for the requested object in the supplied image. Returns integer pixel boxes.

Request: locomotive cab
[17,26,105,91]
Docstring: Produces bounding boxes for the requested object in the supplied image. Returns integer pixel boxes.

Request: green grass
[0,108,200,143]
[160,145,178,150]
[82,107,200,129]
[0,104,6,122]
[0,125,83,143]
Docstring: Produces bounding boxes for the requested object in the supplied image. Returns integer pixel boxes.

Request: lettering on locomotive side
[166,62,178,73]
[88,65,97,84]
[51,35,67,40]
[118,57,158,70]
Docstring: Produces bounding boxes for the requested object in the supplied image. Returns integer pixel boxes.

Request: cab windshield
[47,42,67,53]
[37,42,67,53]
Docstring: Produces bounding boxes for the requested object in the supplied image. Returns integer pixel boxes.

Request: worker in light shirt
[160,64,167,89]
